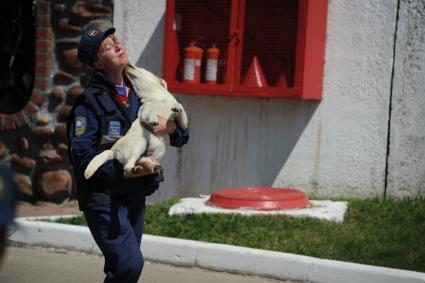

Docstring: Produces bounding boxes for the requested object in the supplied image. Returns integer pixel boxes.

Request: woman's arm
[68,104,124,182]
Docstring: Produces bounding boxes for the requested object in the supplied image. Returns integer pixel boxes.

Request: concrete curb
[9,217,425,283]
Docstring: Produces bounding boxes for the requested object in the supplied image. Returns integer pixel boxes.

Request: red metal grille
[239,0,299,87]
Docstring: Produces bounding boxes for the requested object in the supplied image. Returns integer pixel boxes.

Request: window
[163,0,328,100]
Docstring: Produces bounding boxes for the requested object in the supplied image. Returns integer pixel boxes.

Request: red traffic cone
[242,56,268,87]
[276,73,288,88]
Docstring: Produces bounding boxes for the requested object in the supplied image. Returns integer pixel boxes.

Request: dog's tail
[84,150,115,179]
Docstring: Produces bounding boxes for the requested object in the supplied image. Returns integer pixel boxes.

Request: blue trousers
[84,193,146,283]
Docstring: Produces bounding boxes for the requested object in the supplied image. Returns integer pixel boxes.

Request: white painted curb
[8,218,425,283]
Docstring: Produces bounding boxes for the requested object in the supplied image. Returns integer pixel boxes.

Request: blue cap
[77,27,116,67]
[0,164,18,226]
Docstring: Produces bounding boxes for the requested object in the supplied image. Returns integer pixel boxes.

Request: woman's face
[95,35,129,72]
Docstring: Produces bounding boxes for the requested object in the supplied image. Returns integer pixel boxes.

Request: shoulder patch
[75,116,87,136]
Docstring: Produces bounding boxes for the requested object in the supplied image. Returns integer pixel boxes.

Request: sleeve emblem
[75,116,87,136]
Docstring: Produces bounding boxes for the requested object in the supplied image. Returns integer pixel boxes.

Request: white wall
[114,0,424,200]
[273,0,397,198]
[387,0,425,198]
[114,0,165,76]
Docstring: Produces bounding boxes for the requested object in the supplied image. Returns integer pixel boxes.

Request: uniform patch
[74,116,87,136]
[108,121,121,137]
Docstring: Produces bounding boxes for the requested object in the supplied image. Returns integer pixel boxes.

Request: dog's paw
[153,164,164,173]
[131,166,144,174]
[172,102,184,113]
[171,107,183,113]
[148,121,159,127]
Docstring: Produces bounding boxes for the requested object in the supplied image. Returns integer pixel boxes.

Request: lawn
[54,197,425,272]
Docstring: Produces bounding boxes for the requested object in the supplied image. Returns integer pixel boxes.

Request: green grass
[54,197,425,272]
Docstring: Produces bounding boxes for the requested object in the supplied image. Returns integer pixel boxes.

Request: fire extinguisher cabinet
[163,0,328,100]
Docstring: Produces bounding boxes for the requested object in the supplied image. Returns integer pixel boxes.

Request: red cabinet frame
[162,0,328,100]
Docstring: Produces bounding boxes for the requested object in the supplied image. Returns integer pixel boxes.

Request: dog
[84,65,188,180]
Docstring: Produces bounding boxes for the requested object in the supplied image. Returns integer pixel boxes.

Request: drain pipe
[384,0,401,198]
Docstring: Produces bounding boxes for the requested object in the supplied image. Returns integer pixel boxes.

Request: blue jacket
[67,70,189,210]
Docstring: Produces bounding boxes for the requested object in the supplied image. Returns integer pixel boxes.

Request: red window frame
[162,0,328,100]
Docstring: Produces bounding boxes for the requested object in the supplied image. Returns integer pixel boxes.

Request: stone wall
[0,0,113,203]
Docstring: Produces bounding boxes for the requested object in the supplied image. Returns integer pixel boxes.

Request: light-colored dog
[84,65,188,179]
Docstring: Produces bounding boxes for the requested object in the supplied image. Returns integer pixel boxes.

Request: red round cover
[207,187,309,211]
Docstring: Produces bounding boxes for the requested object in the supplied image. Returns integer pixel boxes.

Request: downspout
[384,0,401,198]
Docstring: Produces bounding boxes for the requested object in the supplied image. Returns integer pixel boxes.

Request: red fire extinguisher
[205,44,220,84]
[183,42,203,83]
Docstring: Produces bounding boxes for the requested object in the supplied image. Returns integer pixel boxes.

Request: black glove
[143,169,164,196]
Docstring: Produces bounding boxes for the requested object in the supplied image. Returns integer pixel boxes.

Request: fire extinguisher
[183,42,203,83]
[205,44,220,84]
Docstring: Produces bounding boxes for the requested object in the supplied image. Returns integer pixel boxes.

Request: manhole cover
[207,187,309,211]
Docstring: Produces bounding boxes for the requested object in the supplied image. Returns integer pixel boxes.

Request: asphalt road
[0,246,298,283]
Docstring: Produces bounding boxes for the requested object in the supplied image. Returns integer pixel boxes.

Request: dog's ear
[160,78,168,90]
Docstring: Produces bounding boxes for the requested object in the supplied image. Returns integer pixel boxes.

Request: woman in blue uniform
[68,27,188,283]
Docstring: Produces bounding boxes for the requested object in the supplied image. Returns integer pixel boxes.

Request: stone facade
[0,0,113,203]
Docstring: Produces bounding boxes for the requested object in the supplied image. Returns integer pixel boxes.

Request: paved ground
[9,201,300,282]
[0,246,298,283]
